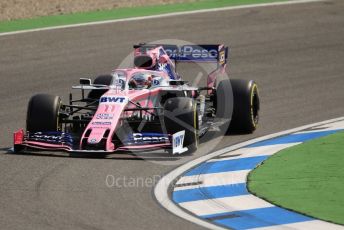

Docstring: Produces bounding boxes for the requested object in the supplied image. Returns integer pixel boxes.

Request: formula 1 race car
[13,43,260,155]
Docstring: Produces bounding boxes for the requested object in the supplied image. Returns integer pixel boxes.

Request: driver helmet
[129,73,153,89]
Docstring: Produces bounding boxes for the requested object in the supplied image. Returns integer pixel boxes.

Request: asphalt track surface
[0,1,343,229]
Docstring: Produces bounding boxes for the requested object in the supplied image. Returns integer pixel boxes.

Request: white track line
[174,170,250,191]
[250,220,344,230]
[179,194,274,216]
[208,143,300,162]
[296,120,344,134]
[0,0,326,37]
[154,116,344,230]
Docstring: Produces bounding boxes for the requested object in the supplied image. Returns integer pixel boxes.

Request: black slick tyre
[26,94,61,132]
[164,97,199,154]
[230,79,260,133]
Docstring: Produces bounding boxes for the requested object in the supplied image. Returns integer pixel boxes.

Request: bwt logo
[100,96,127,103]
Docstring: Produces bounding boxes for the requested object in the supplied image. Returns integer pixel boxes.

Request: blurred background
[0,0,196,21]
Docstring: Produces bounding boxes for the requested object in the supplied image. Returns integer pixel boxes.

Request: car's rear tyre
[26,94,61,132]
[230,79,260,133]
[88,75,113,99]
[164,97,199,154]
[215,79,260,134]
[215,79,234,126]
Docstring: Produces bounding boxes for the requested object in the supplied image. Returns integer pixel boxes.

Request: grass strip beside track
[0,0,290,33]
[248,131,344,225]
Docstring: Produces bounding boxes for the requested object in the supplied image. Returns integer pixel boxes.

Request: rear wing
[133,44,229,67]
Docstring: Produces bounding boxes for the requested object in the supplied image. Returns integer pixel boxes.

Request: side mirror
[134,55,155,69]
[80,78,91,85]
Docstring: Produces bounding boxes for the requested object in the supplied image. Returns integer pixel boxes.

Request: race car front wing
[13,129,187,154]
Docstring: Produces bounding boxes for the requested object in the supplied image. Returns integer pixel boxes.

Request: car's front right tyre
[26,94,61,132]
[163,97,199,155]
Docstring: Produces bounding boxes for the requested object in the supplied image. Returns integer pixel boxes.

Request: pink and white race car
[13,43,260,156]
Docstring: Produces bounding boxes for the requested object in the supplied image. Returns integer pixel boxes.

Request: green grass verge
[248,131,344,225]
[0,0,290,33]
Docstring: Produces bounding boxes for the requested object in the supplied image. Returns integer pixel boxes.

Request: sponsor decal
[100,96,128,104]
[116,78,126,87]
[31,134,63,141]
[164,45,218,61]
[89,138,97,144]
[140,45,221,62]
[180,45,217,59]
[157,62,176,79]
[172,130,188,154]
[133,133,169,143]
[91,122,112,126]
[111,78,126,90]
[219,50,226,65]
[153,78,160,86]
[124,133,169,144]
[96,113,114,119]
[28,132,73,144]
[157,63,167,72]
